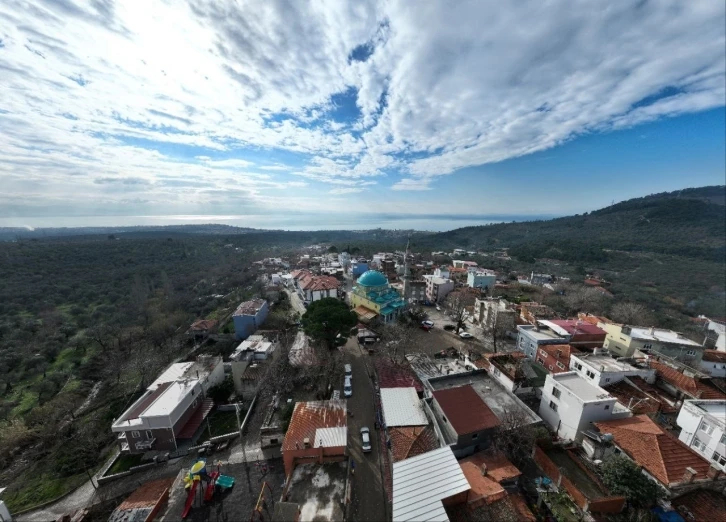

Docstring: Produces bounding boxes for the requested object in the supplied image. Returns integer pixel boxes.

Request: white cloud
[329,187,365,195]
[0,0,723,216]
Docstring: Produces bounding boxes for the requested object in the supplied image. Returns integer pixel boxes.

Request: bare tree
[445,290,477,334]
[610,302,651,325]
[561,284,608,316]
[485,306,513,354]
[379,323,419,364]
[491,408,547,467]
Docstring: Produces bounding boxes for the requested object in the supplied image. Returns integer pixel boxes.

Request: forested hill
[415,186,726,264]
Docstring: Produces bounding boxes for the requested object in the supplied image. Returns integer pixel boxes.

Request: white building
[380,387,428,427]
[702,318,726,351]
[466,269,496,290]
[423,275,454,303]
[569,352,655,387]
[699,350,726,378]
[677,400,726,471]
[538,372,631,442]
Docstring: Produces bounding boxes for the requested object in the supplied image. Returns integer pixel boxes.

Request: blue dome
[357,270,388,287]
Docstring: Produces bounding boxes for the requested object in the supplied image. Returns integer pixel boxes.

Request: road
[342,339,388,522]
[284,287,307,315]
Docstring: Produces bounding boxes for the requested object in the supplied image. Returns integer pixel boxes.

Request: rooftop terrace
[552,373,613,402]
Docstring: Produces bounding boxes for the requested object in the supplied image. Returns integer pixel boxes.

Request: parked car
[421,320,434,330]
[344,375,353,397]
[459,332,474,339]
[344,364,352,378]
[443,324,456,331]
[360,427,371,453]
[436,305,441,311]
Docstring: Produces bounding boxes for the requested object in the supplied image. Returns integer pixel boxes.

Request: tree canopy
[599,455,663,508]
[301,298,357,349]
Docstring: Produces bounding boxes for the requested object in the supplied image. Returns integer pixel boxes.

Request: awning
[354,306,378,321]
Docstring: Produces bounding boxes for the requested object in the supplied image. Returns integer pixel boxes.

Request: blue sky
[0,0,724,226]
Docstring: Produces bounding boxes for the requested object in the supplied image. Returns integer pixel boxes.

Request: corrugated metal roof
[314,427,347,448]
[381,388,428,427]
[392,446,470,522]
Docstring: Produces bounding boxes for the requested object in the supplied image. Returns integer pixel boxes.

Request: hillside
[414,186,726,320]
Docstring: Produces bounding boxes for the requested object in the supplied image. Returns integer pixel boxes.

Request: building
[187,319,218,339]
[349,270,407,324]
[108,478,174,522]
[666,488,726,521]
[538,372,631,442]
[517,324,569,359]
[232,298,269,340]
[111,356,224,453]
[519,301,557,325]
[283,461,347,521]
[649,360,726,401]
[699,349,726,377]
[424,276,455,303]
[539,319,607,349]
[569,352,655,387]
[230,335,277,396]
[600,323,703,362]
[431,385,502,458]
[405,280,426,304]
[466,269,496,291]
[602,376,679,416]
[476,352,548,397]
[676,400,726,471]
[593,415,725,493]
[350,259,369,277]
[452,260,478,269]
[281,400,347,477]
[391,447,470,522]
[535,344,583,374]
[473,297,515,333]
[530,272,553,286]
[296,273,340,303]
[702,317,726,351]
[381,387,428,428]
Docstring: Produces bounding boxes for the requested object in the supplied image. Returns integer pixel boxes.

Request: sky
[0,0,725,228]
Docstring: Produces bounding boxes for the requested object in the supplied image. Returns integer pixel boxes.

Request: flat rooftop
[688,400,726,420]
[381,387,428,427]
[428,370,540,426]
[553,372,613,402]
[144,380,197,417]
[629,327,700,346]
[286,462,346,522]
[574,354,642,373]
[518,325,567,342]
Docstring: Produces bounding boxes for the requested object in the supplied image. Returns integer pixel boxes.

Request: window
[270,438,278,445]
[586,370,595,379]
[556,361,565,370]
[574,363,582,371]
[539,349,548,358]
[131,431,140,438]
[605,378,611,383]
[145,430,153,439]
[643,343,652,350]
[472,433,479,440]
[549,365,554,370]
[604,405,610,410]
[712,452,726,467]
[493,368,501,377]
[721,433,726,445]
[442,416,448,423]
[693,438,707,452]
[549,401,558,412]
[701,422,714,434]
[552,387,561,399]
[686,350,696,356]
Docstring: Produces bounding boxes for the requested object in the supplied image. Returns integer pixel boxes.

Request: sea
[0,213,555,233]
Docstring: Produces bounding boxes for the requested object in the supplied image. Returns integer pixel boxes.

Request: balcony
[135,438,156,451]
[117,432,127,440]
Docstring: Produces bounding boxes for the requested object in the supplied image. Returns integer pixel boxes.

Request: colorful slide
[204,471,220,502]
[181,480,198,519]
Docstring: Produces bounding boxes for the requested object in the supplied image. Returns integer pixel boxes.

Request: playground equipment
[250,481,273,522]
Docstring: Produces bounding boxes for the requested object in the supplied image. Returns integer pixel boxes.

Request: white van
[343,375,353,397]
[344,364,352,378]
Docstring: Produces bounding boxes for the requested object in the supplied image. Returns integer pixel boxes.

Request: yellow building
[350,270,406,324]
[601,323,702,362]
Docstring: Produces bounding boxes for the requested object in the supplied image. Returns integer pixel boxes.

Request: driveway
[284,288,306,315]
[341,339,388,522]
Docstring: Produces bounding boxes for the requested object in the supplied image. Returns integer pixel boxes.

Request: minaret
[402,238,411,302]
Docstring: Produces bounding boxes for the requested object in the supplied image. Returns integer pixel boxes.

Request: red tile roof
[459,450,521,505]
[702,350,726,364]
[374,359,423,393]
[672,488,726,522]
[190,319,218,331]
[650,361,726,400]
[300,275,340,291]
[603,380,662,415]
[625,376,679,413]
[594,415,712,487]
[547,319,607,336]
[432,385,500,435]
[389,426,439,462]
[282,400,347,451]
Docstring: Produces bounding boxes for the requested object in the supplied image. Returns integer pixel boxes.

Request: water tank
[600,433,614,442]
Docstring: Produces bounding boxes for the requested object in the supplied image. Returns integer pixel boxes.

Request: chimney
[303,437,311,448]
[480,463,488,476]
[707,465,722,481]
[682,467,698,484]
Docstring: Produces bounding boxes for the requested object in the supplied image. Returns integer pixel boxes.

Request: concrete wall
[699,359,726,378]
[283,445,347,477]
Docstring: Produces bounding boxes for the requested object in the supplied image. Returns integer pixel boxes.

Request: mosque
[350,270,407,324]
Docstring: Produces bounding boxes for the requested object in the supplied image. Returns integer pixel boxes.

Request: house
[374,358,424,395]
[350,259,369,277]
[699,350,726,377]
[569,352,655,387]
[431,385,502,458]
[476,352,548,397]
[281,400,347,477]
[296,273,339,303]
[538,319,607,350]
[230,335,277,396]
[111,356,224,454]
[392,446,471,522]
[650,360,726,401]
[466,270,495,291]
[602,376,679,416]
[405,280,426,304]
[600,323,704,362]
[517,323,569,358]
[265,284,282,302]
[457,449,523,508]
[518,301,557,325]
[232,298,269,340]
[452,260,478,269]
[473,297,516,334]
[532,442,626,514]
[666,488,726,521]
[381,387,429,428]
[701,317,726,351]
[530,272,553,286]
[108,477,174,522]
[593,415,725,493]
[676,400,726,471]
[187,319,218,339]
[424,275,455,303]
[446,266,470,284]
[538,372,631,442]
[535,344,583,374]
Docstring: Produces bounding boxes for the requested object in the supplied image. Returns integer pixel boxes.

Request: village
[10,245,726,522]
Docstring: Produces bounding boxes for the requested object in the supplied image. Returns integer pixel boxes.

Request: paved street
[342,339,388,522]
[284,287,307,314]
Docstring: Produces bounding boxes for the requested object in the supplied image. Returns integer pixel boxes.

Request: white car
[459,332,474,339]
[344,375,353,397]
[421,320,434,329]
[360,427,372,453]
